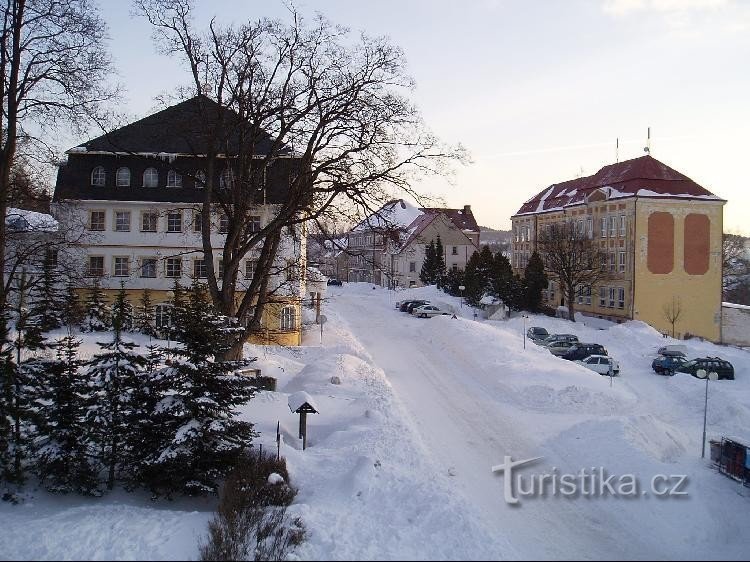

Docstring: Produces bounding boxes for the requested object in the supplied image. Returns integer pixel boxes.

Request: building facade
[52,96,307,346]
[347,200,480,288]
[511,155,725,341]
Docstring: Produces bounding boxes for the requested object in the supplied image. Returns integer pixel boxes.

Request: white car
[411,304,451,318]
[576,355,620,376]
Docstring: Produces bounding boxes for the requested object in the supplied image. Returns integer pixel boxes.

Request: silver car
[411,304,451,318]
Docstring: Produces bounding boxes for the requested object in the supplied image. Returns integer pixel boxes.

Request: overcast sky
[97,0,750,233]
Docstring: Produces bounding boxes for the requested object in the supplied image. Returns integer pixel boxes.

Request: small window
[154,304,172,330]
[195,170,206,189]
[248,215,261,233]
[46,249,59,268]
[609,287,616,308]
[91,166,106,187]
[193,211,202,233]
[115,167,131,187]
[87,256,104,277]
[245,260,256,279]
[609,216,617,237]
[141,212,158,232]
[587,218,593,239]
[113,256,130,277]
[143,167,159,188]
[620,215,626,237]
[409,262,416,273]
[140,258,157,278]
[220,168,234,189]
[114,211,131,232]
[618,287,625,309]
[619,251,626,273]
[452,246,458,255]
[219,214,229,234]
[167,211,182,233]
[280,306,297,331]
[193,259,207,279]
[165,258,182,278]
[601,217,607,238]
[218,259,225,278]
[167,170,182,188]
[599,286,606,307]
[89,210,105,231]
[609,252,616,272]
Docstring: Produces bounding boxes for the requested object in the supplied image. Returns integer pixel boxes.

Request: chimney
[463,204,471,214]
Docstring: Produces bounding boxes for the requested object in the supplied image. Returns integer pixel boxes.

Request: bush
[199,451,305,561]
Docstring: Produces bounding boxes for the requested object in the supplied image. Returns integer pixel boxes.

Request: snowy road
[329,284,750,560]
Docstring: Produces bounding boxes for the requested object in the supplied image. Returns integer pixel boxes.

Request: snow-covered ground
[2,283,750,560]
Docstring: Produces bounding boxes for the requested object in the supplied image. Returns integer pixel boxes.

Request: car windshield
[682,360,697,368]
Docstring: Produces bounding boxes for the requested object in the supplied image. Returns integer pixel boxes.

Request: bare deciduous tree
[662,296,682,338]
[0,0,115,311]
[135,0,464,358]
[536,221,609,322]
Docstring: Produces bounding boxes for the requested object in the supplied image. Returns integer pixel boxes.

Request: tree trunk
[567,287,576,323]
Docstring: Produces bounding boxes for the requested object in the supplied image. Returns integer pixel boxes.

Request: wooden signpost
[288,391,319,451]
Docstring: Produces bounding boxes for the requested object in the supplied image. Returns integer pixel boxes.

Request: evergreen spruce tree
[419,240,437,285]
[31,334,101,495]
[0,311,15,488]
[434,235,447,288]
[142,280,257,498]
[110,283,134,333]
[85,307,148,490]
[83,279,110,332]
[29,253,65,332]
[62,283,85,329]
[442,268,465,297]
[489,252,514,304]
[524,251,548,313]
[136,288,156,337]
[463,246,494,306]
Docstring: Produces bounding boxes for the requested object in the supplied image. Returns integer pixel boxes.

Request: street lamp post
[522,314,529,349]
[696,368,719,459]
[459,285,465,309]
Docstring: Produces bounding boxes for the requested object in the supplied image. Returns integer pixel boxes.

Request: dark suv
[677,357,735,381]
[562,343,608,361]
[400,300,429,312]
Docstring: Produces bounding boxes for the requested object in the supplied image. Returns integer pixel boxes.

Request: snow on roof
[352,199,423,232]
[288,391,319,413]
[6,208,58,233]
[480,295,502,306]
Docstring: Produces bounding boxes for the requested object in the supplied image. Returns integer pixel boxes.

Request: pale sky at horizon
[95,0,750,234]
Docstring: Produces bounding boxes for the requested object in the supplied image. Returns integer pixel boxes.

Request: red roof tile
[514,155,722,216]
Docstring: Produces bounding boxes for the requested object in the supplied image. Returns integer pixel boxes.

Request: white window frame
[143,167,159,188]
[280,306,297,331]
[599,286,606,307]
[154,304,172,330]
[245,260,256,279]
[609,216,617,237]
[618,287,625,309]
[141,211,158,232]
[193,258,207,279]
[609,287,616,308]
[113,256,130,277]
[91,166,106,187]
[619,251,626,273]
[116,167,131,187]
[219,214,229,234]
[114,210,131,232]
[165,257,182,278]
[140,257,157,278]
[619,215,626,237]
[166,170,183,188]
[601,216,607,238]
[167,210,182,233]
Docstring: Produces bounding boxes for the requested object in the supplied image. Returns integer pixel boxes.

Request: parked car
[657,344,687,357]
[411,304,451,318]
[400,300,430,313]
[326,278,343,286]
[527,327,549,342]
[676,357,735,380]
[652,354,688,375]
[539,334,579,347]
[547,340,578,357]
[562,343,608,361]
[399,300,424,312]
[577,355,620,376]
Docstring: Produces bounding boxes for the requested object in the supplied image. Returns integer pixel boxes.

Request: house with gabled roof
[511,155,725,341]
[346,199,480,287]
[51,95,307,346]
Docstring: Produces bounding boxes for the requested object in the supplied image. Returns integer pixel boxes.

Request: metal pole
[702,376,709,459]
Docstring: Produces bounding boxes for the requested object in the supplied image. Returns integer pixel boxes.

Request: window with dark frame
[165,258,182,278]
[87,256,104,276]
[89,210,105,231]
[114,211,131,232]
[140,258,157,278]
[141,212,157,232]
[194,259,207,279]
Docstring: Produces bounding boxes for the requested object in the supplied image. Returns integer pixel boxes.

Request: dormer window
[116,167,131,187]
[167,170,182,188]
[91,166,106,187]
[195,170,206,189]
[219,169,234,190]
[143,167,158,188]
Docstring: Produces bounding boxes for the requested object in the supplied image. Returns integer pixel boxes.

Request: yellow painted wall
[86,288,303,347]
[632,199,724,341]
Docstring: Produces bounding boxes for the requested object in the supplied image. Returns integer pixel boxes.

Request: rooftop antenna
[616,137,619,163]
[644,127,651,154]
